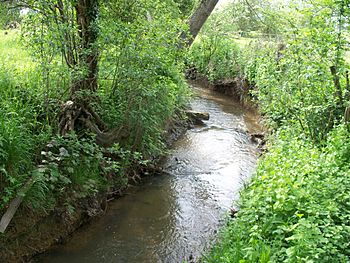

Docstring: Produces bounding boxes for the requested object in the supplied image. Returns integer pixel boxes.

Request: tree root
[59,100,129,147]
[58,100,82,135]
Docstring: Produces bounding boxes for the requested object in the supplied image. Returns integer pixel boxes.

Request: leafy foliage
[0,2,21,29]
[25,134,136,209]
[199,0,350,262]
[98,0,190,155]
[245,0,349,142]
[188,9,243,82]
[174,0,198,18]
[189,35,241,82]
[206,125,350,262]
[226,0,286,35]
[0,0,190,212]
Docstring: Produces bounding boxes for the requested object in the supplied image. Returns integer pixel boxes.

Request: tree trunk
[185,0,219,46]
[330,65,343,105]
[72,0,99,96]
[59,0,100,135]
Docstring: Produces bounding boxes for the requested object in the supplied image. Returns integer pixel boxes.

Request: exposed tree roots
[59,100,129,147]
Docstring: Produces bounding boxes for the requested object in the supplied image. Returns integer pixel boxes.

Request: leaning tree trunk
[185,0,219,46]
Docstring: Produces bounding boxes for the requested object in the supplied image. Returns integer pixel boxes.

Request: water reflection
[35,84,261,263]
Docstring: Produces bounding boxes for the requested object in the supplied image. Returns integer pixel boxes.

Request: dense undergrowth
[0,30,52,209]
[205,126,350,262]
[189,0,350,262]
[0,0,192,216]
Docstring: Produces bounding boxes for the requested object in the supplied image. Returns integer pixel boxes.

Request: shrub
[189,36,241,82]
[205,125,350,262]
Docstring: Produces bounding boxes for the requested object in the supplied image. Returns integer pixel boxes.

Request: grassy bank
[1,20,189,208]
[0,30,110,212]
[0,6,190,258]
[0,30,50,209]
[188,1,350,261]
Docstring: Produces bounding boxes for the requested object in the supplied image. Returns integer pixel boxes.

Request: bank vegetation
[188,0,350,262]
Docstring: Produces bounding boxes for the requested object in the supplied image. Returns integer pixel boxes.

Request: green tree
[13,0,196,154]
[223,0,287,36]
[0,0,20,29]
[174,0,198,18]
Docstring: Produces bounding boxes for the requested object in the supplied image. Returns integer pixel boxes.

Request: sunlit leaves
[206,125,350,262]
[98,0,189,155]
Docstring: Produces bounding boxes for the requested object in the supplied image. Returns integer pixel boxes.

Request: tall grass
[0,30,34,73]
[0,30,52,209]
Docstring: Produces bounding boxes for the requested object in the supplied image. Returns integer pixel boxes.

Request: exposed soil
[186,70,257,109]
[0,194,106,263]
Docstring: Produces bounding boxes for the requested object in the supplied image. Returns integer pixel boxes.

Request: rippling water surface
[36,83,262,263]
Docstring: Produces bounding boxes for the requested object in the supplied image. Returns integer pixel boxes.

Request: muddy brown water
[34,84,262,263]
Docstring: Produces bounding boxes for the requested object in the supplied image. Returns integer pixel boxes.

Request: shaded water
[36,83,262,263]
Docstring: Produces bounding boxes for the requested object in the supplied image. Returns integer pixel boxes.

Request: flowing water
[36,83,262,263]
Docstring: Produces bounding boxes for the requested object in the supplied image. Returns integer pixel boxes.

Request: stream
[35,83,262,263]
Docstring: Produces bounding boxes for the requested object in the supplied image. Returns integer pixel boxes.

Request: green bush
[189,36,241,82]
[98,0,190,157]
[24,134,118,209]
[205,125,350,262]
[245,38,344,142]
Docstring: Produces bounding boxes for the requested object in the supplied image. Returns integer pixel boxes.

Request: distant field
[0,29,35,73]
[345,51,350,64]
[233,37,254,47]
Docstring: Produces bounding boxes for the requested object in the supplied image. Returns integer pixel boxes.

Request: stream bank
[0,112,190,263]
[186,68,257,108]
[187,75,266,150]
[1,80,262,263]
[32,83,263,263]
